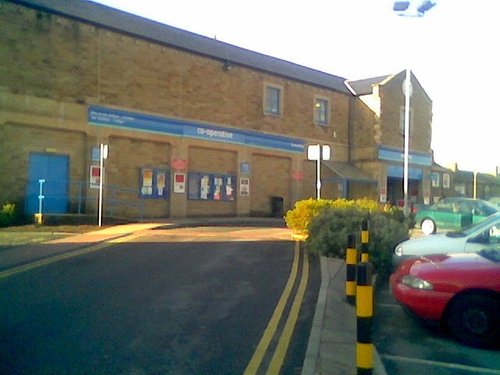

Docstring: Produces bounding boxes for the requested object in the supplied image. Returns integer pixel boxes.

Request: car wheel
[446,294,499,348]
[420,218,436,235]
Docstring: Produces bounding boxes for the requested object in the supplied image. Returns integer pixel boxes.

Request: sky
[90,0,499,175]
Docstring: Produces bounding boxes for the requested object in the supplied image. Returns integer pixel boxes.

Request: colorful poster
[141,168,153,195]
[226,177,234,200]
[213,177,223,200]
[156,172,166,196]
[200,175,210,199]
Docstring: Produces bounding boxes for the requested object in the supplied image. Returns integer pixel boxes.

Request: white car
[393,213,500,266]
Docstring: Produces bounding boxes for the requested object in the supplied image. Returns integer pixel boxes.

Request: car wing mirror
[468,230,490,244]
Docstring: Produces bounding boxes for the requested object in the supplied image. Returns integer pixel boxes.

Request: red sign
[172,159,188,170]
[292,171,304,181]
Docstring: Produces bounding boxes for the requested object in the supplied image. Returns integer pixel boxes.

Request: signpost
[307,144,331,199]
[98,143,108,227]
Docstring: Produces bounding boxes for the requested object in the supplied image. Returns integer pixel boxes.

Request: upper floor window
[399,106,413,135]
[264,85,282,116]
[315,97,329,125]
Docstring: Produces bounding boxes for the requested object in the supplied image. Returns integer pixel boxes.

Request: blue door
[25,153,69,214]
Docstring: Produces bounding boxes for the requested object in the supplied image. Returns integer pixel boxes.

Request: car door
[434,200,460,229]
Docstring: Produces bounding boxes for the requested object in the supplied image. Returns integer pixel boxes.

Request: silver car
[393,213,500,266]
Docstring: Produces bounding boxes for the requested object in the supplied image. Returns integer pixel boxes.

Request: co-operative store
[0,0,437,219]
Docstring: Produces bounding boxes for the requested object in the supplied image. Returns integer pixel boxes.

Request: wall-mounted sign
[174,173,186,193]
[90,165,101,189]
[292,171,304,181]
[240,162,250,175]
[172,159,188,170]
[379,187,387,203]
[240,178,250,196]
[89,105,305,154]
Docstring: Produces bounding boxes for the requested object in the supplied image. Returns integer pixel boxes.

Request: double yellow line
[0,234,140,280]
[244,241,309,375]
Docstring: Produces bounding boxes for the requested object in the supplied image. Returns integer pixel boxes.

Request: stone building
[0,0,438,220]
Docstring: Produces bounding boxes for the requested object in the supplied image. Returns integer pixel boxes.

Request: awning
[321,161,377,184]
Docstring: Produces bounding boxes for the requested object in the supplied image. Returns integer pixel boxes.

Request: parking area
[373,279,500,375]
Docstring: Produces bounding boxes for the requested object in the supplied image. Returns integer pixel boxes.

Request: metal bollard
[361,220,369,263]
[345,234,357,305]
[356,262,374,375]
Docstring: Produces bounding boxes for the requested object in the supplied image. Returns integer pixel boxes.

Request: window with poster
[187,172,236,201]
[139,167,169,199]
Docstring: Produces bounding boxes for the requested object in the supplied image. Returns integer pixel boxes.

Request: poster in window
[156,171,166,196]
[213,177,223,200]
[141,168,153,195]
[226,177,234,200]
[188,173,201,199]
[200,175,210,199]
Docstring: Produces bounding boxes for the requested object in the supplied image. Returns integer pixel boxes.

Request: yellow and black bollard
[361,220,369,262]
[345,234,357,305]
[356,261,374,375]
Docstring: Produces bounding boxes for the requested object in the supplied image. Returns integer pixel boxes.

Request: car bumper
[391,254,415,270]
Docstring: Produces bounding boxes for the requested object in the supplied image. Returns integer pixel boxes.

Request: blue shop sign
[88,105,304,154]
[378,146,432,166]
[387,165,423,180]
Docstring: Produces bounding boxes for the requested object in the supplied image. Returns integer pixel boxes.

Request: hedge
[285,198,409,275]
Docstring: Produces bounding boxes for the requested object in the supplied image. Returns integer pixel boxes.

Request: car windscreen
[446,214,500,237]
[478,249,500,263]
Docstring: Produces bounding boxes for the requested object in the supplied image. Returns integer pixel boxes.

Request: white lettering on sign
[197,127,234,139]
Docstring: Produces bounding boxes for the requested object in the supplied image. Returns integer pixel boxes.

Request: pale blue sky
[90,0,499,174]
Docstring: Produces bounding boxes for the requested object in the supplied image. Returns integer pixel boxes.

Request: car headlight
[401,275,433,290]
[394,245,404,256]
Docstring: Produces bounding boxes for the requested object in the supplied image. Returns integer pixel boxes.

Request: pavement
[0,219,388,375]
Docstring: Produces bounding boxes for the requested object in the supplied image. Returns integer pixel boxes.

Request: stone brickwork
[380,73,432,153]
[0,2,355,218]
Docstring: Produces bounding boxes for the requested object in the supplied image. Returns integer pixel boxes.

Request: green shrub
[285,197,397,235]
[285,198,410,275]
[0,202,17,227]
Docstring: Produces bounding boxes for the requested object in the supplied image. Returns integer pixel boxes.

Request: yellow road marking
[0,234,141,280]
[243,242,300,375]
[266,243,309,374]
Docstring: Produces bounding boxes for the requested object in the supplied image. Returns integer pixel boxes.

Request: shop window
[188,172,236,201]
[443,173,450,188]
[431,172,440,187]
[139,167,169,199]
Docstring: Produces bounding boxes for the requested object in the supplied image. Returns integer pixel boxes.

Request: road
[374,278,500,375]
[0,225,319,375]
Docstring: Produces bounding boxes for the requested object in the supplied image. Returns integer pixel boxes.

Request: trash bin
[271,196,284,218]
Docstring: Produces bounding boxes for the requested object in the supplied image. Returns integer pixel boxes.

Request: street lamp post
[393,0,436,217]
[403,68,411,217]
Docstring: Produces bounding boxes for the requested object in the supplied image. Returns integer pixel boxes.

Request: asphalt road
[0,226,319,375]
[374,278,500,375]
